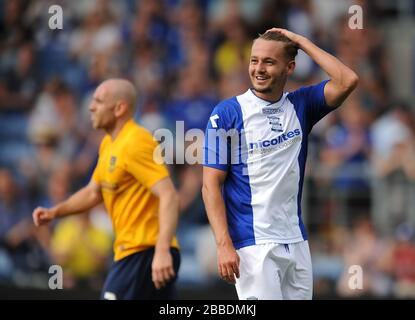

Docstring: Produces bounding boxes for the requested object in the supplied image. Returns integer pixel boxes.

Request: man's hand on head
[265,28,304,46]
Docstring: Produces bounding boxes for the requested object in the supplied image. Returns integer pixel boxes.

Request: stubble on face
[249,39,290,99]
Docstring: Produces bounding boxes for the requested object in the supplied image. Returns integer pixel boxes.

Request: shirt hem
[202,163,228,171]
[234,236,305,250]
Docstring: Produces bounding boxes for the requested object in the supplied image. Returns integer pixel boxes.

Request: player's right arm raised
[32,179,102,226]
[202,166,240,284]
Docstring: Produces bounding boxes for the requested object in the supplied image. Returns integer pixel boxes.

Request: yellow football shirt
[92,119,179,261]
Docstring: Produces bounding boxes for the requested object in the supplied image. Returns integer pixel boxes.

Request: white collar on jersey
[245,88,288,109]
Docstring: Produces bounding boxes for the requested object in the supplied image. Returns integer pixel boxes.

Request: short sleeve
[289,80,333,132]
[125,131,169,189]
[203,100,233,171]
[91,165,100,183]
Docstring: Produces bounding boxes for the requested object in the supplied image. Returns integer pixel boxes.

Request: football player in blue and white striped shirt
[202,28,358,300]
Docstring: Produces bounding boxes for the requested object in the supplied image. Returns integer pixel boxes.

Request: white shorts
[235,241,313,300]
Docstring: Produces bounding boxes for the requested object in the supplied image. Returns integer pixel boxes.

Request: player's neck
[252,89,283,103]
[107,117,131,141]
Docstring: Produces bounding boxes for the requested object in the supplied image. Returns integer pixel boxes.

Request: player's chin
[91,120,99,129]
[252,84,272,93]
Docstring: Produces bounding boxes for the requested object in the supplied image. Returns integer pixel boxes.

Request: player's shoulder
[287,80,330,101]
[125,121,157,151]
[214,95,242,117]
[129,121,153,139]
[287,84,307,101]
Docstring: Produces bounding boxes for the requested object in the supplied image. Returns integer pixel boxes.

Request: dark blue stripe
[288,95,308,241]
[223,97,255,249]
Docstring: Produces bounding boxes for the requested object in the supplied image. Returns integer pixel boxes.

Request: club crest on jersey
[262,107,284,132]
[267,116,283,132]
[109,156,117,172]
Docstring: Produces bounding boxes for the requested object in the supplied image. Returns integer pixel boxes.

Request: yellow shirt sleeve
[91,165,100,183]
[125,130,169,189]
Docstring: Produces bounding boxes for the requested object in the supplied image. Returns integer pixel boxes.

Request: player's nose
[89,103,96,113]
[256,62,266,73]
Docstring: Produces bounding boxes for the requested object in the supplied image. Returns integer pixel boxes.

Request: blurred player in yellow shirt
[32,79,180,299]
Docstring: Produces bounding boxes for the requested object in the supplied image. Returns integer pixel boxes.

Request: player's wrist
[216,236,233,248]
[50,207,60,219]
[295,35,309,48]
[155,240,171,252]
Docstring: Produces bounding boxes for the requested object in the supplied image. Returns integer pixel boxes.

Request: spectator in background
[20,125,70,204]
[207,0,268,28]
[0,42,38,112]
[371,102,415,235]
[165,0,205,75]
[331,16,389,112]
[136,97,166,134]
[69,1,120,67]
[131,41,164,104]
[286,0,316,81]
[320,97,371,225]
[165,65,217,132]
[50,212,112,290]
[388,224,415,298]
[212,16,252,101]
[38,168,71,209]
[28,80,83,158]
[0,0,33,73]
[373,104,415,180]
[336,217,393,297]
[0,168,51,282]
[174,163,213,285]
[213,16,251,77]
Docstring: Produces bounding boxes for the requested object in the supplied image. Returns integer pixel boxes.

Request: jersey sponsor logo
[249,128,301,151]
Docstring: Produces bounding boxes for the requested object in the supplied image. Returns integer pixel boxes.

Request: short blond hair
[256,32,298,61]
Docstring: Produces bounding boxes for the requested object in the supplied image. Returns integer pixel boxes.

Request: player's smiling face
[249,39,295,99]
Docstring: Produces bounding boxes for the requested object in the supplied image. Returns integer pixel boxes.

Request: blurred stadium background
[1,0,415,299]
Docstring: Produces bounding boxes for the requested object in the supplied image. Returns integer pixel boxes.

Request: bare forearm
[297,36,358,88]
[202,184,232,246]
[156,191,179,250]
[266,28,358,106]
[52,185,102,218]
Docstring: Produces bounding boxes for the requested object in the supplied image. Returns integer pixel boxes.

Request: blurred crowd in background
[1,0,415,299]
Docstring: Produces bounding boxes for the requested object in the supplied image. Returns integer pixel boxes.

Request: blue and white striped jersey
[203,80,334,249]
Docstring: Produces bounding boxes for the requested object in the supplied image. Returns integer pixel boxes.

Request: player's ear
[286,60,295,76]
[114,101,128,117]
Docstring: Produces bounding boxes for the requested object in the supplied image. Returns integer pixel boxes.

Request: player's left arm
[150,176,180,289]
[268,28,359,107]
